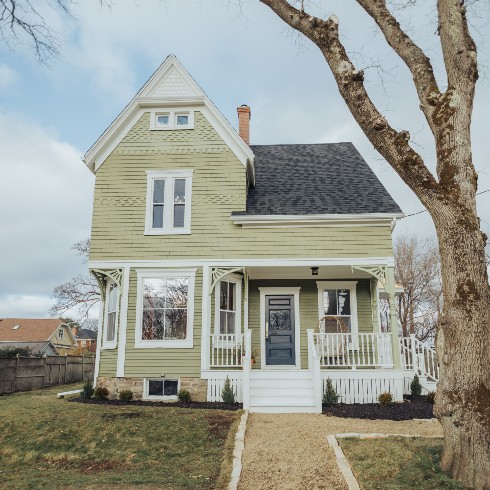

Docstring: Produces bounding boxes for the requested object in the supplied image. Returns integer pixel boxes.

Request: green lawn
[0,384,240,489]
[339,436,463,490]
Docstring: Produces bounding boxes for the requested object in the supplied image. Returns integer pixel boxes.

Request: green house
[85,55,433,412]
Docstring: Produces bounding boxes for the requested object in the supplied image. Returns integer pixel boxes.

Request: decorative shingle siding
[89,112,394,262]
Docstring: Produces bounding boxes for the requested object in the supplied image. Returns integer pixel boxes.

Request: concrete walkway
[238,414,442,490]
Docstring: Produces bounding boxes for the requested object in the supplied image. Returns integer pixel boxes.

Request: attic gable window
[58,328,64,339]
[150,110,194,131]
[145,170,193,235]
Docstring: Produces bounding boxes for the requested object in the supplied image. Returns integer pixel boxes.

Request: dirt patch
[206,413,232,439]
[69,397,242,411]
[323,396,434,421]
[238,414,443,490]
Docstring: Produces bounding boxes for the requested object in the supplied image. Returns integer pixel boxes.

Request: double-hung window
[103,281,119,349]
[145,170,193,235]
[316,281,358,334]
[215,276,242,338]
[135,269,196,348]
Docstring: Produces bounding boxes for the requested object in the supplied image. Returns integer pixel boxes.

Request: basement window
[145,379,179,400]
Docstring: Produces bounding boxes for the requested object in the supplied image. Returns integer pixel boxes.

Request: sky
[0,0,489,319]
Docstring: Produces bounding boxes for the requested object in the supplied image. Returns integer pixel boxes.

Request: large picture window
[145,170,193,235]
[135,269,196,348]
[316,281,358,334]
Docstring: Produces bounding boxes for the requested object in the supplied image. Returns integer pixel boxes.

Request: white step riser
[250,406,318,414]
[250,379,313,390]
[250,370,313,380]
[250,388,314,398]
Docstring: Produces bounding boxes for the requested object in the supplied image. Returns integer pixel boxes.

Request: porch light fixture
[311,267,319,276]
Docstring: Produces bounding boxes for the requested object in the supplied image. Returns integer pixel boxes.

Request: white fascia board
[230,213,405,228]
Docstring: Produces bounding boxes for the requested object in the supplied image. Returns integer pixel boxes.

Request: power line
[403,189,490,218]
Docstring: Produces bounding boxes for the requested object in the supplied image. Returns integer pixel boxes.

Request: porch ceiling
[246,265,374,280]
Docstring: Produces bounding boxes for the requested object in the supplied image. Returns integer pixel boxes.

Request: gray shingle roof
[233,143,402,216]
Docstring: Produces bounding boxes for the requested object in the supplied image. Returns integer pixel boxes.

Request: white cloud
[0,294,55,318]
[0,64,17,91]
[0,112,94,314]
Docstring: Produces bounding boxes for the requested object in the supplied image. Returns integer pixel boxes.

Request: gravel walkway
[238,414,442,490]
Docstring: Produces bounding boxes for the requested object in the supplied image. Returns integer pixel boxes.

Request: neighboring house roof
[0,341,57,356]
[76,329,97,341]
[0,319,75,345]
[233,143,403,216]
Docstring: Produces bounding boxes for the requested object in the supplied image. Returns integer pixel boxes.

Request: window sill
[101,342,117,350]
[143,395,179,401]
[144,229,191,236]
[135,340,193,349]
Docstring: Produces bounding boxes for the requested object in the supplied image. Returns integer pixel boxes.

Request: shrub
[118,389,134,402]
[426,391,436,404]
[93,386,109,400]
[221,377,236,404]
[378,392,393,405]
[80,379,94,400]
[322,378,340,405]
[178,389,191,402]
[410,374,422,396]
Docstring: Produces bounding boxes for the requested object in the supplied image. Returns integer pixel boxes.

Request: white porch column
[385,266,401,369]
[370,277,381,333]
[116,266,130,377]
[201,266,212,371]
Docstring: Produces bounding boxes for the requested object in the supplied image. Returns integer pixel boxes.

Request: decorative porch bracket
[351,265,387,289]
[90,268,123,302]
[210,267,246,294]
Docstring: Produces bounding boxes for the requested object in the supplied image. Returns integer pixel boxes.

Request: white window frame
[150,110,194,131]
[102,280,119,350]
[143,378,180,401]
[316,281,359,335]
[134,268,196,349]
[144,170,193,235]
[214,274,242,339]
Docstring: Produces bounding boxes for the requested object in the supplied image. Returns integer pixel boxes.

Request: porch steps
[249,370,317,413]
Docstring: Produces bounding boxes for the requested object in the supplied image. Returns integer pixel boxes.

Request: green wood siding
[247,279,373,369]
[89,111,393,262]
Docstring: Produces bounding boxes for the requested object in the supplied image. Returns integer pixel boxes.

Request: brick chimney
[237,105,251,145]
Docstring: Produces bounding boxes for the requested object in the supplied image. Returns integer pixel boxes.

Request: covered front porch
[199,260,417,411]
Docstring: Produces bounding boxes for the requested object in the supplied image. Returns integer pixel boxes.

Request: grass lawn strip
[0,383,241,490]
[338,434,464,490]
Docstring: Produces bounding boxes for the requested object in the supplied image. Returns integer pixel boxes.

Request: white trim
[201,266,211,371]
[316,281,359,335]
[102,279,120,350]
[116,266,130,377]
[83,55,254,182]
[134,268,196,349]
[150,110,195,130]
[144,170,193,235]
[88,256,395,268]
[258,287,301,369]
[143,377,180,401]
[93,297,104,384]
[214,273,242,338]
[231,213,405,228]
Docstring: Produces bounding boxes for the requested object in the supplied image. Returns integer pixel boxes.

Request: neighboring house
[85,55,437,412]
[72,328,97,352]
[0,319,77,355]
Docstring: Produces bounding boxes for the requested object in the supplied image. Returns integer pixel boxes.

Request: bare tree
[395,234,442,342]
[50,239,101,325]
[258,0,490,486]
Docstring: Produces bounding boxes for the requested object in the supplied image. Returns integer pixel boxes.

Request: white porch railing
[400,335,439,382]
[210,334,243,368]
[313,332,393,368]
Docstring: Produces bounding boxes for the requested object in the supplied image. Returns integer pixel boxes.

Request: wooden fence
[0,355,95,395]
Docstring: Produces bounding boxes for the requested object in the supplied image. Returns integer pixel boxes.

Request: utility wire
[403,189,490,218]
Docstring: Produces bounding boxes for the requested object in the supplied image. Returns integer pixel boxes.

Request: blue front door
[265,295,295,366]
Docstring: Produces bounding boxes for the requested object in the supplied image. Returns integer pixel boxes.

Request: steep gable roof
[84,55,254,181]
[0,319,72,343]
[233,143,402,216]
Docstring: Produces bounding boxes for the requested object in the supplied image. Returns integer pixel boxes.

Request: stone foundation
[96,376,208,402]
[97,377,144,400]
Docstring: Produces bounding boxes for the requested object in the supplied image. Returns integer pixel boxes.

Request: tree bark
[259,0,490,486]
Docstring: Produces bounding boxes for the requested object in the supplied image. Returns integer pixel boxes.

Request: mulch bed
[323,395,434,421]
[68,397,243,411]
